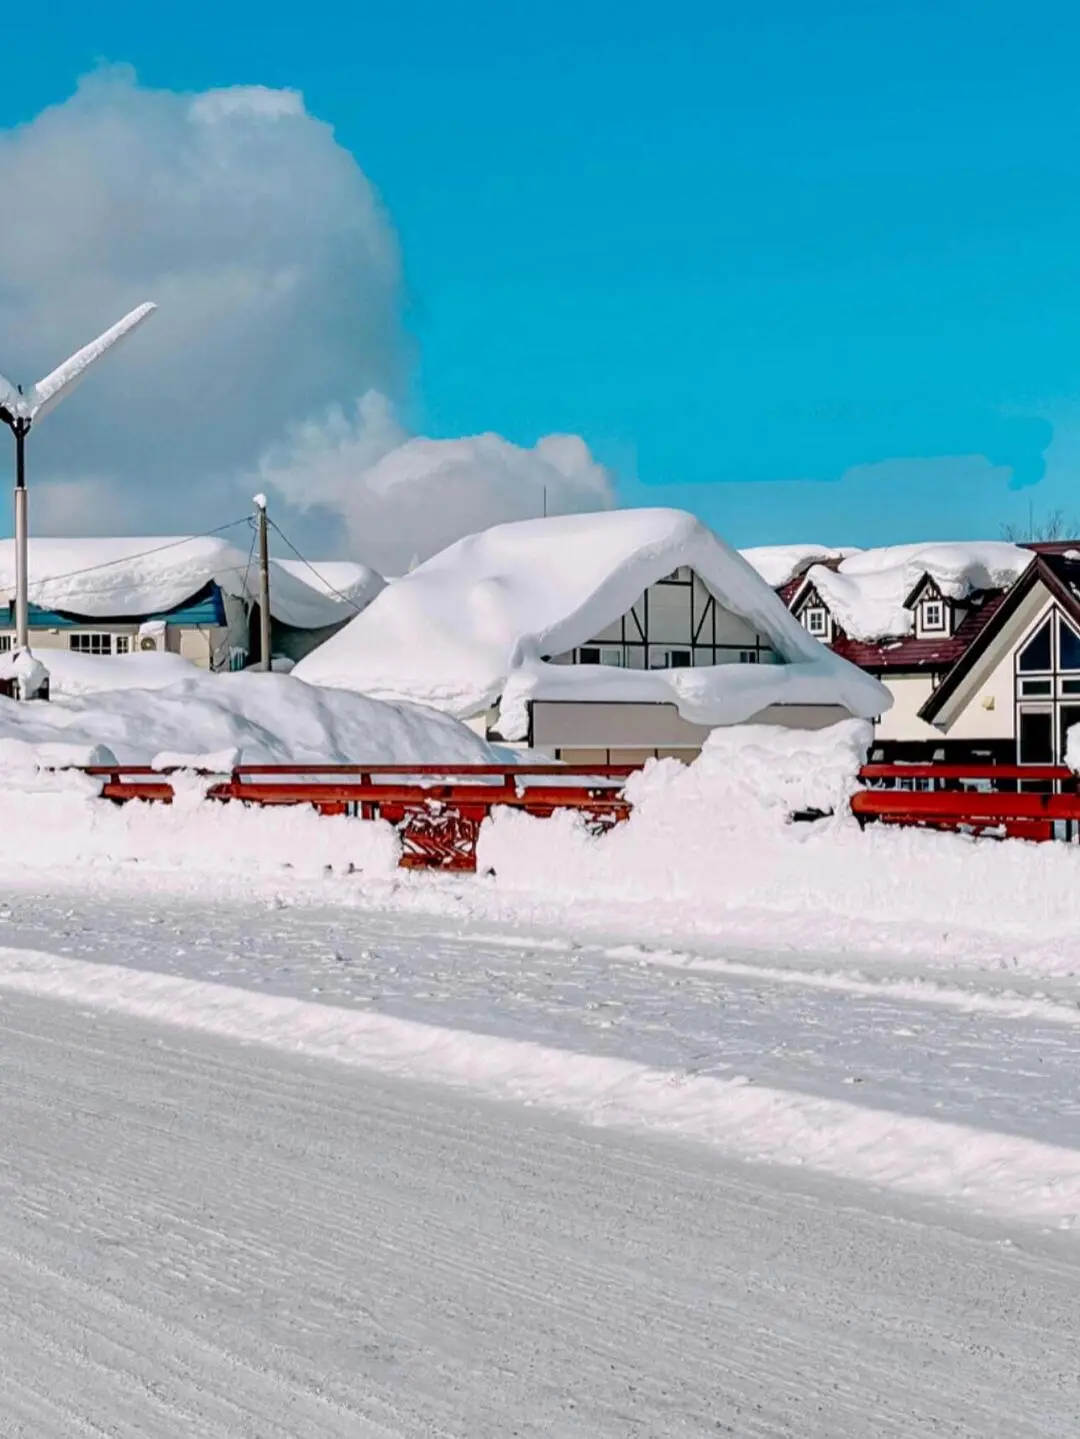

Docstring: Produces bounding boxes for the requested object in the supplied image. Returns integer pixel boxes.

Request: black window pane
[1018,619,1053,672]
[1019,710,1054,764]
[1059,619,1080,671]
[1059,706,1080,761]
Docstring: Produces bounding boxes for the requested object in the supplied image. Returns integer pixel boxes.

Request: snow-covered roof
[797,542,1034,642]
[294,508,890,737]
[273,559,385,613]
[739,544,859,589]
[0,536,376,631]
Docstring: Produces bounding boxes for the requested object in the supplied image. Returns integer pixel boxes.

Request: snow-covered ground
[2,716,1079,1432]
[1,881,1079,1435]
[10,985,1077,1437]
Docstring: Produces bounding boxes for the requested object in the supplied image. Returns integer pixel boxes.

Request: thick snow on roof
[295,508,889,737]
[803,542,1034,642]
[274,559,385,612]
[0,537,363,630]
[739,544,859,589]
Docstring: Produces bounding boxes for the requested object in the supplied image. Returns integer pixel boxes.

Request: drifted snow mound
[295,508,889,737]
[6,649,200,698]
[478,719,1080,945]
[0,671,500,769]
[804,542,1033,642]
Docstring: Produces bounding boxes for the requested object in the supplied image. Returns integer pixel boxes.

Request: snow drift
[295,509,890,738]
[478,720,1080,952]
[0,669,500,769]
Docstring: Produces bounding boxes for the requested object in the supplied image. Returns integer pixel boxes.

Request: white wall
[873,674,940,741]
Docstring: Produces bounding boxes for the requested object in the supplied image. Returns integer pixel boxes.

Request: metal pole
[256,498,272,671]
[14,423,28,652]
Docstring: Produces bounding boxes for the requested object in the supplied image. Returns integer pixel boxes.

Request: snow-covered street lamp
[0,303,157,670]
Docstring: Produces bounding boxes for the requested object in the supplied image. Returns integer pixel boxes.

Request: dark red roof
[827,589,1011,671]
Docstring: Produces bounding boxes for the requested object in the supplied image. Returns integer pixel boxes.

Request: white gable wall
[551,570,774,670]
[935,587,1052,741]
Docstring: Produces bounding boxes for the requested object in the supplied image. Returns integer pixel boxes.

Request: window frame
[68,632,115,656]
[920,599,945,633]
[803,605,829,638]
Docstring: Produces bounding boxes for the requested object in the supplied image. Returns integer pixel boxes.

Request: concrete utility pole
[253,493,272,671]
[0,303,156,663]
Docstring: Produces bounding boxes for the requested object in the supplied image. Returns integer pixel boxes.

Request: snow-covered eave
[495,654,891,743]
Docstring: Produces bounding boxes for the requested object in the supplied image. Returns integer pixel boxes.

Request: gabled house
[769,540,1080,765]
[296,509,890,763]
[0,537,384,671]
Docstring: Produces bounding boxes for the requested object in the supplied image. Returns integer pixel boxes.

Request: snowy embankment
[0,659,503,880]
[479,720,1080,957]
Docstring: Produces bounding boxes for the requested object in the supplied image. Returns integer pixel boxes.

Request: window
[115,636,130,655]
[1018,619,1052,672]
[69,633,114,656]
[577,646,624,666]
[1059,617,1080,671]
[0,634,11,654]
[1018,709,1054,764]
[804,606,828,637]
[665,649,691,669]
[1019,678,1053,697]
[738,650,760,664]
[920,600,945,631]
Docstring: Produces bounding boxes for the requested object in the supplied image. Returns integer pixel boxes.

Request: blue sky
[4,0,1080,546]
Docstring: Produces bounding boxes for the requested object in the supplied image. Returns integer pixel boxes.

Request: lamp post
[0,303,157,665]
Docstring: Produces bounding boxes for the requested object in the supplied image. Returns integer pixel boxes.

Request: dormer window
[920,599,945,632]
[804,606,829,638]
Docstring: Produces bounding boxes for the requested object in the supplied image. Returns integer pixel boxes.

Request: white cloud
[0,67,614,565]
[258,392,615,573]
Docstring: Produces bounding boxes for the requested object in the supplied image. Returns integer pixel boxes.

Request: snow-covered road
[3,987,1078,1438]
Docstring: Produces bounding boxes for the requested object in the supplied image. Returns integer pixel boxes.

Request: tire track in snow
[1,945,1078,1229]
[3,988,1079,1437]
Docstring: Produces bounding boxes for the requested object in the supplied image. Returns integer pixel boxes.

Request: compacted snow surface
[2,718,1079,1434]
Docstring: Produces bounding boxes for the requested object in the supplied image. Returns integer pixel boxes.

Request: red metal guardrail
[79,763,640,871]
[851,762,1080,842]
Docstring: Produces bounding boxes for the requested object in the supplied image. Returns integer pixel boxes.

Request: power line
[7,517,252,590]
[265,516,369,614]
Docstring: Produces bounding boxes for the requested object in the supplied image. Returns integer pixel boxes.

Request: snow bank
[739,544,857,589]
[803,542,1032,641]
[479,719,1080,947]
[0,671,501,769]
[296,508,889,736]
[0,536,376,631]
[3,948,1076,1226]
[14,649,199,698]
